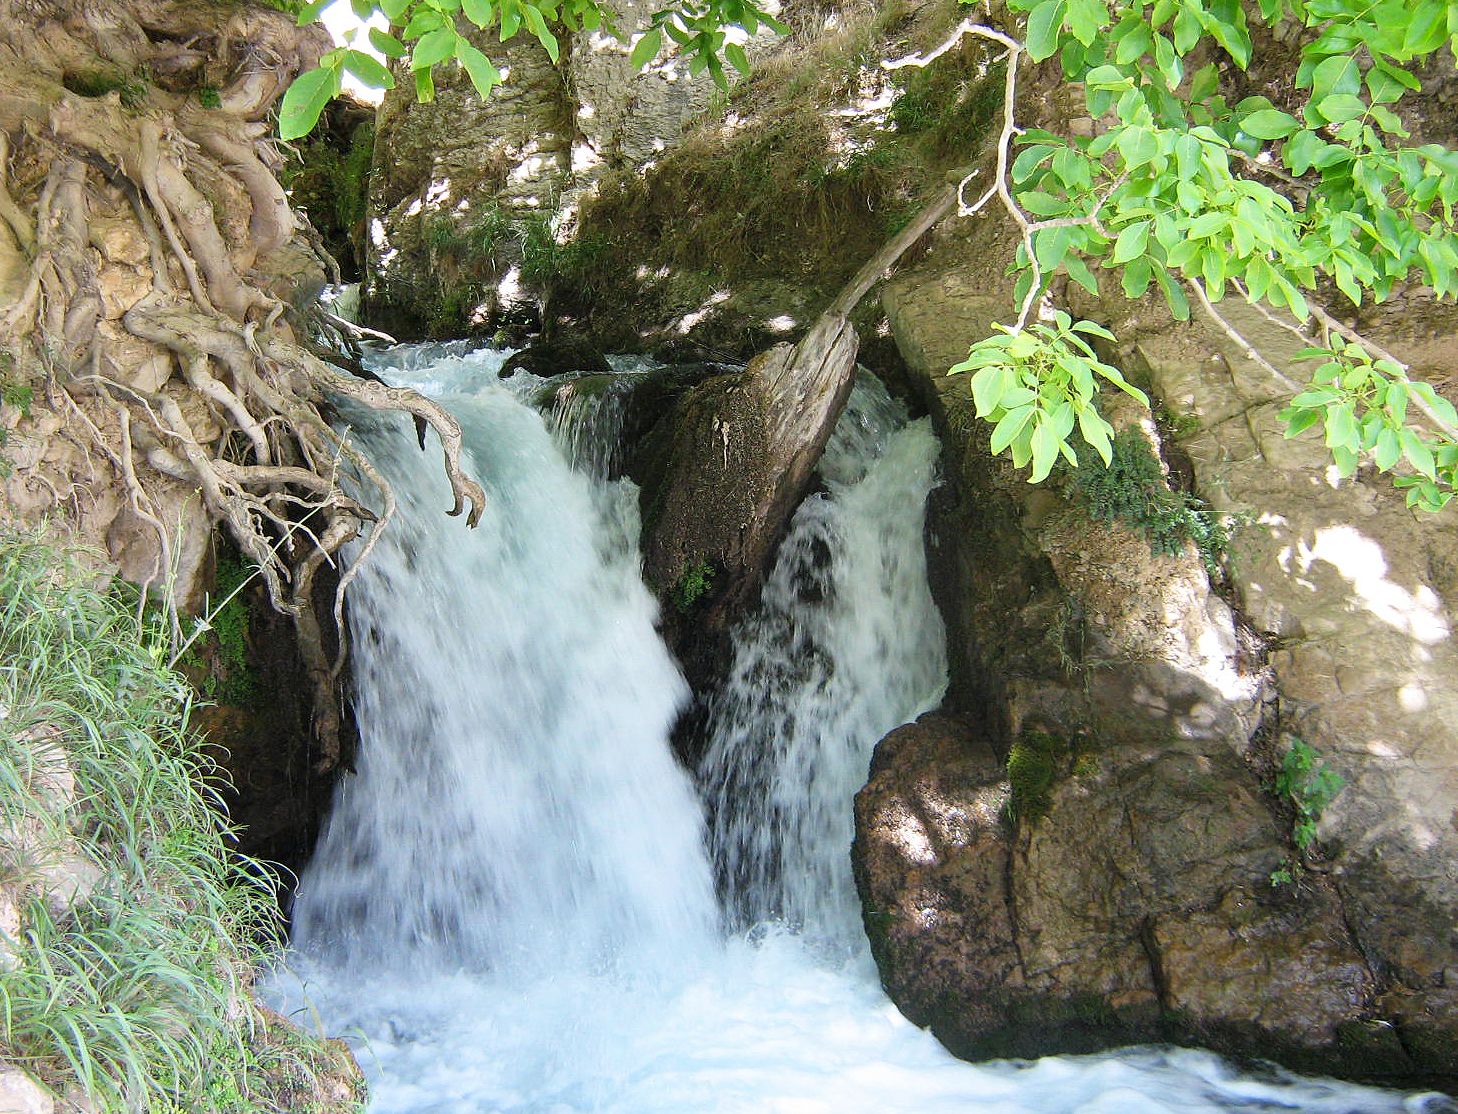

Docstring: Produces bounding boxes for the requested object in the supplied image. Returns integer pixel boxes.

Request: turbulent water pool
[265,344,1450,1114]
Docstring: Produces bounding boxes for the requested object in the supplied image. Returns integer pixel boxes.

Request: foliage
[953,310,1147,480]
[674,559,717,612]
[0,531,341,1111]
[1073,426,1228,576]
[1274,736,1345,853]
[882,0,1458,509]
[279,0,787,140]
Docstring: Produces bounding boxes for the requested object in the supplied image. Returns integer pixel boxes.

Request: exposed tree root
[0,0,486,771]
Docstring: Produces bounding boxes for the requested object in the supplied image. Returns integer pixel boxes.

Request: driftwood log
[634,185,956,690]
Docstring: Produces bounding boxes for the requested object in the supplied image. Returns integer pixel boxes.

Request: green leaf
[1071,319,1116,340]
[1026,0,1067,62]
[1374,426,1401,470]
[1078,406,1113,464]
[971,365,1011,416]
[522,4,560,62]
[278,65,339,140]
[456,40,502,96]
[630,27,662,69]
[369,27,408,57]
[1324,404,1357,450]
[1152,33,1181,89]
[1029,417,1059,481]
[463,0,496,25]
[381,0,412,17]
[1241,109,1298,140]
[1402,429,1437,479]
[414,67,436,102]
[500,1,522,40]
[1315,93,1366,123]
[1121,257,1152,298]
[725,42,751,76]
[1154,266,1190,320]
[412,27,459,69]
[991,405,1036,455]
[1112,219,1150,263]
[1189,62,1219,102]
[403,8,446,37]
[343,49,396,89]
[1284,129,1325,176]
[351,0,375,18]
[1064,253,1100,296]
[1065,0,1108,46]
[1309,54,1359,102]
[296,0,330,25]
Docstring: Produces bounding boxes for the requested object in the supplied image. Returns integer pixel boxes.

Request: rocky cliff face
[364,0,722,338]
[859,200,1458,1080]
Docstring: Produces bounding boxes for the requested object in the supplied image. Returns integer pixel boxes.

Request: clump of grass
[1073,427,1228,577]
[0,529,355,1111]
[673,559,717,613]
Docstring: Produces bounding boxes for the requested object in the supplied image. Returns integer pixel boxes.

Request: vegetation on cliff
[0,0,486,773]
[0,531,360,1112]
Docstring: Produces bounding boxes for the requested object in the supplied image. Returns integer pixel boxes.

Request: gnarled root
[0,0,485,772]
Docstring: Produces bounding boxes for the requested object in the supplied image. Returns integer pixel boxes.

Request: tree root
[0,0,485,772]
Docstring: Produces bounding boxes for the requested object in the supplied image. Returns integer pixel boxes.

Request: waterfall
[291,347,717,979]
[269,345,1439,1114]
[701,377,946,947]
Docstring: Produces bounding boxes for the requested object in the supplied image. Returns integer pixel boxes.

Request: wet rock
[853,712,1383,1070]
[501,339,613,379]
[871,207,1458,1081]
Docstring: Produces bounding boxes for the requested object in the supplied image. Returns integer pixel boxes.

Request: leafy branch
[891,0,1458,506]
[280,0,785,139]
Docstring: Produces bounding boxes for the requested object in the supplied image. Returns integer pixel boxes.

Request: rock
[1110,294,1458,1070]
[0,1067,54,1114]
[854,712,1384,1070]
[870,206,1458,1080]
[500,339,613,378]
[631,328,856,692]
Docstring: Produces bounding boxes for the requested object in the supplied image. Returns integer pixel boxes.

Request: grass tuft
[0,528,357,1112]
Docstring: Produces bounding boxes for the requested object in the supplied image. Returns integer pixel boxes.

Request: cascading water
[269,344,1446,1113]
[701,379,946,947]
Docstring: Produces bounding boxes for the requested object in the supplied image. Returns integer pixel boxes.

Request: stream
[266,343,1446,1113]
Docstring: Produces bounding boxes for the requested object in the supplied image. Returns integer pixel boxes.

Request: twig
[1188,276,1304,390]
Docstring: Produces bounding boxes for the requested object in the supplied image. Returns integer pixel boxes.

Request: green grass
[0,529,357,1112]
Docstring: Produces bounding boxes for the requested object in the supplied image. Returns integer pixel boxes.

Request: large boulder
[855,713,1388,1073]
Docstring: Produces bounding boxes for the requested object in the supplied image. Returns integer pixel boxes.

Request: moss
[888,55,1004,160]
[1006,731,1062,822]
[63,69,149,108]
[673,559,718,613]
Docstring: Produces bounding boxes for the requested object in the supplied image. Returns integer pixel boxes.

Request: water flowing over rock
[268,345,1439,1111]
